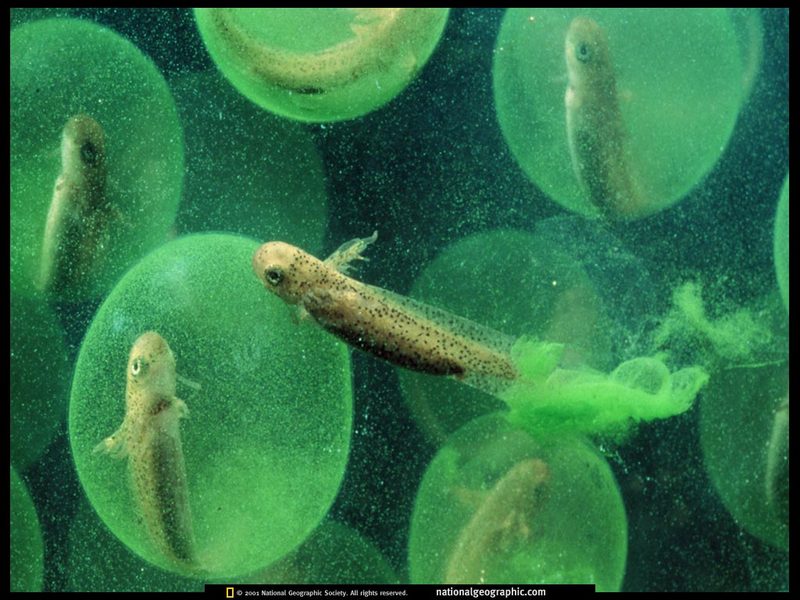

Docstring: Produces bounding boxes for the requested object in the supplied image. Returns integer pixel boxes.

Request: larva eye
[265,268,283,286]
[131,358,144,376]
[576,41,592,63]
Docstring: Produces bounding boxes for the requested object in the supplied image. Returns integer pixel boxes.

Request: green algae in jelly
[11,467,44,592]
[194,8,449,123]
[11,18,184,300]
[69,233,352,578]
[653,282,787,370]
[493,8,745,219]
[408,414,627,589]
[501,337,708,439]
[169,69,328,254]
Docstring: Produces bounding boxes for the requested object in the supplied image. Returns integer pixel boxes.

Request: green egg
[11,18,184,300]
[11,467,44,592]
[493,8,745,218]
[408,414,627,589]
[194,8,449,122]
[652,281,789,549]
[69,233,353,577]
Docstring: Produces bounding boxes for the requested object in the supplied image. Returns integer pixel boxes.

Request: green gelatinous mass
[69,233,352,578]
[653,281,786,369]
[501,337,708,437]
[194,8,449,123]
[409,414,627,589]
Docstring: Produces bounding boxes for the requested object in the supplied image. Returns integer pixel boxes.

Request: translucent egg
[69,233,353,577]
[493,9,746,219]
[11,18,184,300]
[409,414,627,589]
[194,8,449,122]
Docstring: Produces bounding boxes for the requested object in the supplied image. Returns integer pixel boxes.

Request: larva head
[126,331,177,399]
[565,17,613,81]
[62,114,106,172]
[252,241,322,305]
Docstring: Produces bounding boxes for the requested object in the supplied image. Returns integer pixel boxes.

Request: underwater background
[10,8,788,592]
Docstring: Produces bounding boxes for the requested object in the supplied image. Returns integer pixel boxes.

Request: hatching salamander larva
[446,458,550,583]
[38,114,118,294]
[565,17,645,219]
[206,9,442,96]
[95,331,198,571]
[252,233,518,392]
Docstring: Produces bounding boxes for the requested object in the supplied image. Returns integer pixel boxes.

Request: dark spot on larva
[294,86,326,96]
[81,141,100,166]
[149,398,170,416]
